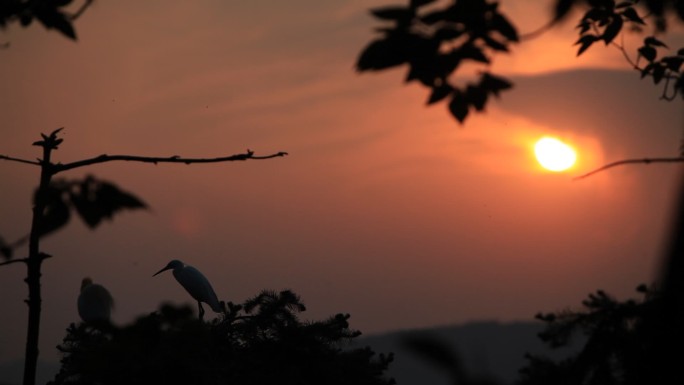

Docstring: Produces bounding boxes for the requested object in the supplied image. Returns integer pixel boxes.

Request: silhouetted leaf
[405,61,431,85]
[661,56,684,72]
[448,91,469,123]
[466,85,488,111]
[70,176,147,228]
[638,45,657,62]
[583,7,611,23]
[621,7,646,24]
[34,8,76,40]
[645,36,668,48]
[480,72,513,97]
[483,35,508,51]
[357,38,407,71]
[652,63,666,84]
[357,34,435,72]
[34,184,71,237]
[575,34,599,56]
[459,44,489,63]
[641,62,655,78]
[491,12,519,42]
[577,20,591,34]
[603,16,623,44]
[615,1,634,9]
[426,84,453,105]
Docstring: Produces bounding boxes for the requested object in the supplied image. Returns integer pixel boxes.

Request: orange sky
[1,0,683,381]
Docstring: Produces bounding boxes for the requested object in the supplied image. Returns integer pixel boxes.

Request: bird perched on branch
[153,259,222,321]
[78,277,114,323]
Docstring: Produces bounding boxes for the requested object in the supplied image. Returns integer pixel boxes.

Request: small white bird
[78,277,114,323]
[153,259,222,321]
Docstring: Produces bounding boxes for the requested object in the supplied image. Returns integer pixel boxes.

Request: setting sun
[534,137,577,172]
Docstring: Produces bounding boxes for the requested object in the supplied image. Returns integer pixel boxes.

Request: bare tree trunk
[22,144,53,385]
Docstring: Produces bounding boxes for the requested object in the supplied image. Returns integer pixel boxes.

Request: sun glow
[534,137,577,172]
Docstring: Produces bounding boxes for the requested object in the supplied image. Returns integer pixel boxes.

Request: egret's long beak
[153,266,171,277]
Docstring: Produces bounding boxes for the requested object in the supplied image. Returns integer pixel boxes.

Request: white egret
[78,277,114,323]
[153,259,222,321]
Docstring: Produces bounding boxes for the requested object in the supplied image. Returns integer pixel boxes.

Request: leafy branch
[573,1,684,100]
[0,129,288,261]
[356,0,518,123]
[2,127,288,385]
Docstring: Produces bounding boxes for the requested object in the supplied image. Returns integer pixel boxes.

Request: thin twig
[0,155,41,166]
[574,157,684,180]
[70,0,94,20]
[0,258,28,267]
[520,20,555,41]
[52,151,289,174]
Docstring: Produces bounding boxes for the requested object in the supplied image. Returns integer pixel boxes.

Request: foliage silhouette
[36,175,148,237]
[357,0,684,124]
[517,285,674,385]
[0,0,94,42]
[356,0,517,123]
[49,290,395,385]
[0,128,287,385]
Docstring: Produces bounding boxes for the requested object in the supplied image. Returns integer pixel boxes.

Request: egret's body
[153,259,221,320]
[78,278,114,323]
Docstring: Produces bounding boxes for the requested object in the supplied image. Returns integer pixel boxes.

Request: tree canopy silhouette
[49,290,394,385]
[517,285,672,385]
[357,0,684,124]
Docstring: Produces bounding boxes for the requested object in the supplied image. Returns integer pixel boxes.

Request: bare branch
[0,258,28,267]
[52,150,289,174]
[574,157,684,180]
[0,154,41,166]
[520,20,555,41]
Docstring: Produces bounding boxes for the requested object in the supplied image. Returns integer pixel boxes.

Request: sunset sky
[1,0,683,381]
